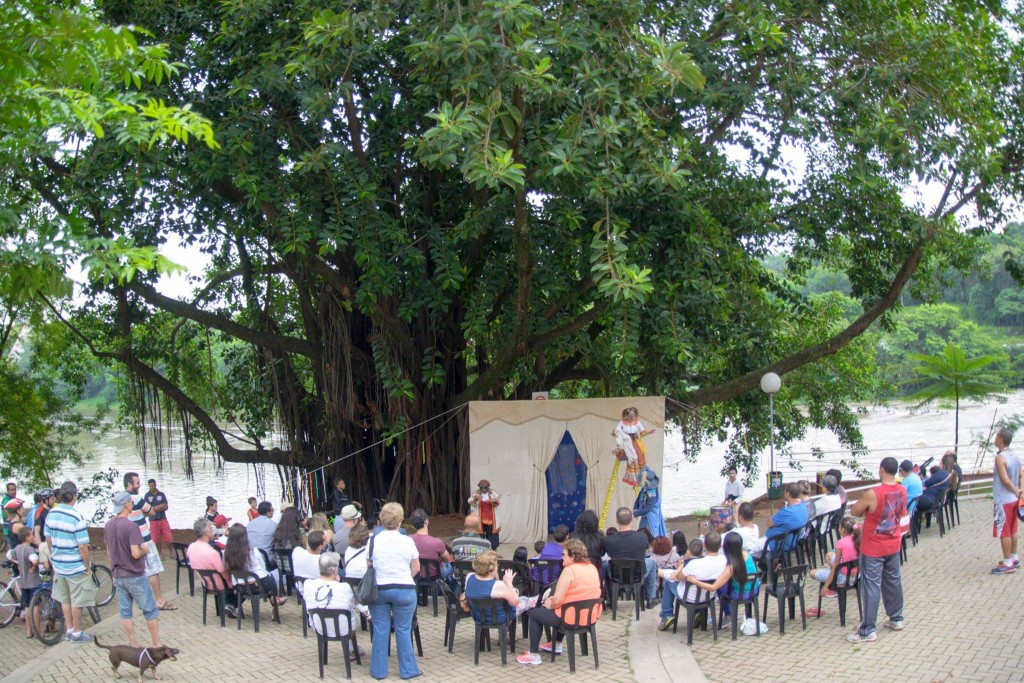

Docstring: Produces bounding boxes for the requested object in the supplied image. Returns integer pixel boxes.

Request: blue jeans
[857,553,902,637]
[115,575,159,621]
[660,579,679,618]
[368,586,420,680]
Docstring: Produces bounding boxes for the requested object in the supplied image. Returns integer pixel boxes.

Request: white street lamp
[760,372,782,508]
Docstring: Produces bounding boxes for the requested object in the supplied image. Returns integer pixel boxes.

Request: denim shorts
[115,575,159,621]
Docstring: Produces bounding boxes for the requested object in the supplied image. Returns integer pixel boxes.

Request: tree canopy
[5,0,1024,510]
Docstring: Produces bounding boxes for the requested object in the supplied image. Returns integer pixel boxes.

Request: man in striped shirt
[44,481,96,643]
[124,472,176,611]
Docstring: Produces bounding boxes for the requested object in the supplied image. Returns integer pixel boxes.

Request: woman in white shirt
[303,552,368,637]
[223,523,287,605]
[367,503,420,680]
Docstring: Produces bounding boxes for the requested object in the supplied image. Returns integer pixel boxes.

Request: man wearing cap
[124,472,175,611]
[104,490,162,648]
[247,501,278,552]
[44,481,96,643]
[467,479,501,550]
[899,460,922,514]
[144,479,172,561]
[333,505,362,554]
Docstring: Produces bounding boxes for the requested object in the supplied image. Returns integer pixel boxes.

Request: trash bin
[767,471,783,500]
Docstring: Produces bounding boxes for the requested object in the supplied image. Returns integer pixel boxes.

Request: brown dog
[94,638,179,682]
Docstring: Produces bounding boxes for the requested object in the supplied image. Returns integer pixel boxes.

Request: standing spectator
[603,507,657,609]
[124,472,175,611]
[44,481,96,643]
[343,525,371,580]
[13,526,42,638]
[144,479,172,561]
[467,479,501,550]
[331,479,352,516]
[451,514,492,561]
[409,508,454,589]
[2,482,17,508]
[847,457,907,643]
[898,460,922,514]
[992,428,1023,574]
[367,502,420,680]
[246,497,259,521]
[3,498,25,550]
[247,501,278,552]
[333,505,362,553]
[292,530,326,581]
[104,491,162,648]
[33,488,56,544]
[186,518,237,618]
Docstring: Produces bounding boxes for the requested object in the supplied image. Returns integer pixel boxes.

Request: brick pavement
[4,497,1022,683]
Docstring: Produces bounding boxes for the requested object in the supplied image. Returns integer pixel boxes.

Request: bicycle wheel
[92,564,115,607]
[0,581,18,627]
[29,589,65,646]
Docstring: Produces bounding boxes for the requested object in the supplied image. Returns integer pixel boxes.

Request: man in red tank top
[846,456,907,643]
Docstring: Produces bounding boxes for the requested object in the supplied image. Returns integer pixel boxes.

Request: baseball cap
[213,513,231,527]
[341,505,361,521]
[112,490,133,507]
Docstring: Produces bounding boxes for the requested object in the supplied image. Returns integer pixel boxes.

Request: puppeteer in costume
[613,407,655,487]
[632,466,667,538]
[467,479,501,550]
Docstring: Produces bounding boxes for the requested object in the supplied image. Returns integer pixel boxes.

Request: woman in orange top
[517,538,603,666]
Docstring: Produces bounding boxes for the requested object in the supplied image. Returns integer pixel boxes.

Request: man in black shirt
[331,479,351,516]
[603,507,658,609]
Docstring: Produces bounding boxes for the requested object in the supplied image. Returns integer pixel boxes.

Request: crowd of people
[4,427,1015,678]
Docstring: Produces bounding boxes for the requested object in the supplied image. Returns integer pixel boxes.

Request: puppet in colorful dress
[632,467,667,537]
[467,479,501,550]
[612,406,655,487]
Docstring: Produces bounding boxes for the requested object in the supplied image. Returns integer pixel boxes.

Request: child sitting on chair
[810,517,860,598]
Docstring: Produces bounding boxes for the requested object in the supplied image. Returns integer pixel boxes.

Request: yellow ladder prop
[598,461,639,528]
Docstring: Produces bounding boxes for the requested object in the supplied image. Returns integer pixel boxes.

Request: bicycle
[0,560,23,627]
[27,564,115,646]
[92,563,115,607]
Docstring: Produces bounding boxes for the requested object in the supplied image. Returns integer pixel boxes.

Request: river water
[59,393,1023,527]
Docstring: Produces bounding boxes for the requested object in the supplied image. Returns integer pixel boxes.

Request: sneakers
[224,605,238,619]
[821,590,839,599]
[883,618,904,631]
[1013,558,1021,568]
[992,564,1017,575]
[539,642,563,654]
[516,652,542,667]
[845,631,877,644]
[64,631,73,642]
[70,632,94,643]
[658,616,675,632]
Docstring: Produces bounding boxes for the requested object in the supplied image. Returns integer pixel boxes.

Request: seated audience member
[536,525,569,561]
[224,523,287,606]
[532,541,545,555]
[463,550,520,626]
[650,536,678,570]
[684,532,758,617]
[603,507,657,608]
[756,483,808,557]
[672,530,688,559]
[656,531,726,631]
[916,456,954,514]
[899,460,923,513]
[815,475,842,517]
[272,504,305,551]
[333,505,361,553]
[342,525,371,580]
[516,539,602,666]
[657,539,702,629]
[826,469,848,506]
[303,552,368,637]
[293,530,326,581]
[451,514,492,561]
[810,517,860,598]
[726,502,760,553]
[307,512,335,551]
[187,518,238,616]
[409,508,454,589]
[569,510,605,569]
[798,480,817,520]
[246,502,278,552]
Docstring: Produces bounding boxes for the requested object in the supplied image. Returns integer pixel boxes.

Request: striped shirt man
[129,493,152,544]
[44,503,89,576]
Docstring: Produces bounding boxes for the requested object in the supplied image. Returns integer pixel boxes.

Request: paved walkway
[2,497,1021,682]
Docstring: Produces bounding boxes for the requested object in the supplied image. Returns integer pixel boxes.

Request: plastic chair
[814,559,861,627]
[273,548,296,596]
[296,577,308,638]
[549,598,601,673]
[415,558,444,617]
[440,582,473,652]
[718,571,762,640]
[497,560,533,596]
[229,569,280,632]
[341,577,369,631]
[465,597,516,666]
[170,542,194,596]
[196,569,231,627]
[672,581,717,645]
[528,559,563,590]
[762,563,807,634]
[607,558,645,621]
[945,486,960,528]
[307,607,361,680]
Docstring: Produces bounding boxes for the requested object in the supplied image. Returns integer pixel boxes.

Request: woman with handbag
[367,502,420,680]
